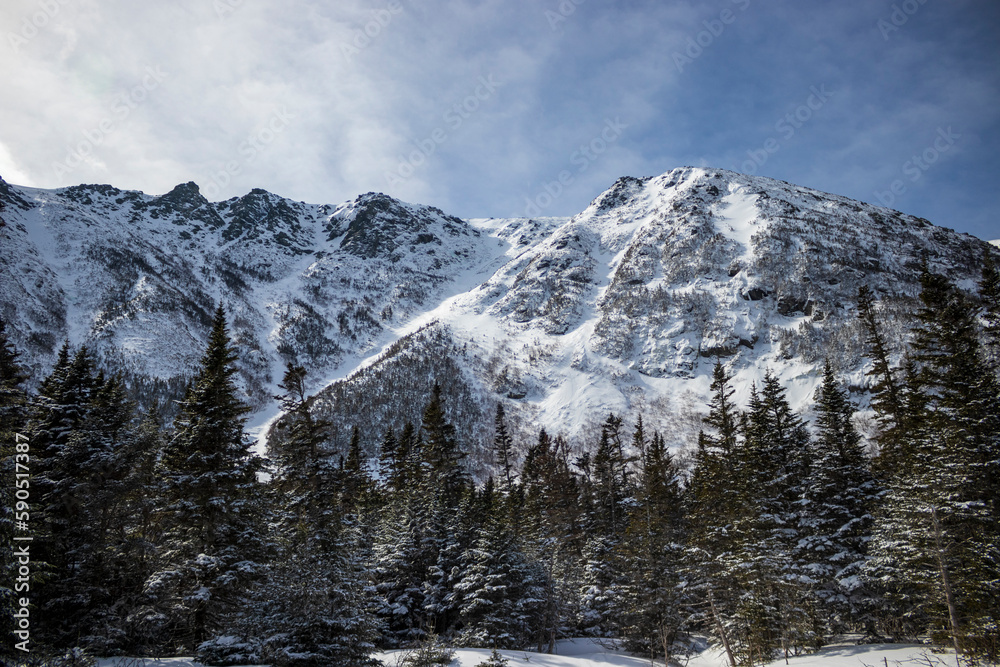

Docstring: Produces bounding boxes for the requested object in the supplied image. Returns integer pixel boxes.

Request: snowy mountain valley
[2,168,998,666]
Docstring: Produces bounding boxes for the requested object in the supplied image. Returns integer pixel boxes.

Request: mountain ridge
[1,168,994,455]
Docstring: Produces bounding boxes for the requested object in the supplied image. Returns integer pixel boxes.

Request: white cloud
[0,141,35,186]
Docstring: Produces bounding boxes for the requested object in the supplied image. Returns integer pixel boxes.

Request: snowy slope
[92,639,958,667]
[305,168,992,454]
[385,638,958,667]
[1,168,995,455]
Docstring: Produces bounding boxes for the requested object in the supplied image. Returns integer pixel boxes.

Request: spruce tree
[145,305,265,652]
[979,247,1000,366]
[798,362,879,635]
[684,362,742,665]
[419,383,470,506]
[856,285,906,476]
[454,492,545,649]
[621,430,686,662]
[866,270,1000,661]
[230,363,381,667]
[493,403,516,491]
[589,415,631,538]
[520,429,585,651]
[379,425,399,489]
[579,414,635,636]
[342,424,372,512]
[29,346,104,646]
[730,373,814,662]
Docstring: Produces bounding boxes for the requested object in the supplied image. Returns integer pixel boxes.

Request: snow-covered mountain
[1,168,993,458]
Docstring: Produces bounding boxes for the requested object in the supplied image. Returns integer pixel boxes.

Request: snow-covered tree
[454,483,546,648]
[620,429,687,662]
[866,270,1000,661]
[144,305,265,652]
[798,361,879,634]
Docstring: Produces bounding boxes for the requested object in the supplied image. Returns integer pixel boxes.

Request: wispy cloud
[0,0,997,239]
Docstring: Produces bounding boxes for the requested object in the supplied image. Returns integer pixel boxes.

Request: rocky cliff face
[1,168,993,456]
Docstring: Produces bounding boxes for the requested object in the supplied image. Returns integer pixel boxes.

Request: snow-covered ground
[92,639,958,667]
[380,639,959,667]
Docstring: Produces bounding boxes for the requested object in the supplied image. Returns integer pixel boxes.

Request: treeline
[0,257,998,667]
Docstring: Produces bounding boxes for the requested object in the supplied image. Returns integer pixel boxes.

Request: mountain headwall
[1,168,994,454]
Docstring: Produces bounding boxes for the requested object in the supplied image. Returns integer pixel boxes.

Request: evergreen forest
[2,261,999,667]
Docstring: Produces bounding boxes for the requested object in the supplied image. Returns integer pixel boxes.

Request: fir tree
[342,424,372,512]
[493,403,516,491]
[979,247,1000,365]
[379,426,399,488]
[798,362,879,635]
[621,430,687,662]
[453,484,546,648]
[419,383,469,506]
[719,373,814,664]
[866,270,1000,661]
[856,286,906,475]
[144,305,265,652]
[588,413,634,538]
[520,429,586,651]
[684,362,743,660]
[29,346,103,645]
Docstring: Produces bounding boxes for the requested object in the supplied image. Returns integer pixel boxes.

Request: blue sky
[1,0,998,241]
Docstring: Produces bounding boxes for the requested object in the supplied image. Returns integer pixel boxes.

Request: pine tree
[856,286,906,476]
[372,500,434,646]
[18,343,158,652]
[144,305,265,652]
[273,362,328,487]
[578,414,636,636]
[703,360,740,457]
[242,365,381,667]
[29,345,104,646]
[728,373,814,663]
[684,362,745,661]
[493,403,516,491]
[379,426,399,488]
[419,383,470,506]
[620,430,687,662]
[520,429,585,651]
[798,362,879,635]
[979,247,1000,366]
[453,484,546,648]
[912,270,1000,516]
[588,413,633,538]
[865,270,1000,661]
[342,424,372,512]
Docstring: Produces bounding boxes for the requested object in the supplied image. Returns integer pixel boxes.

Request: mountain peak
[141,181,223,229]
[163,181,203,199]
